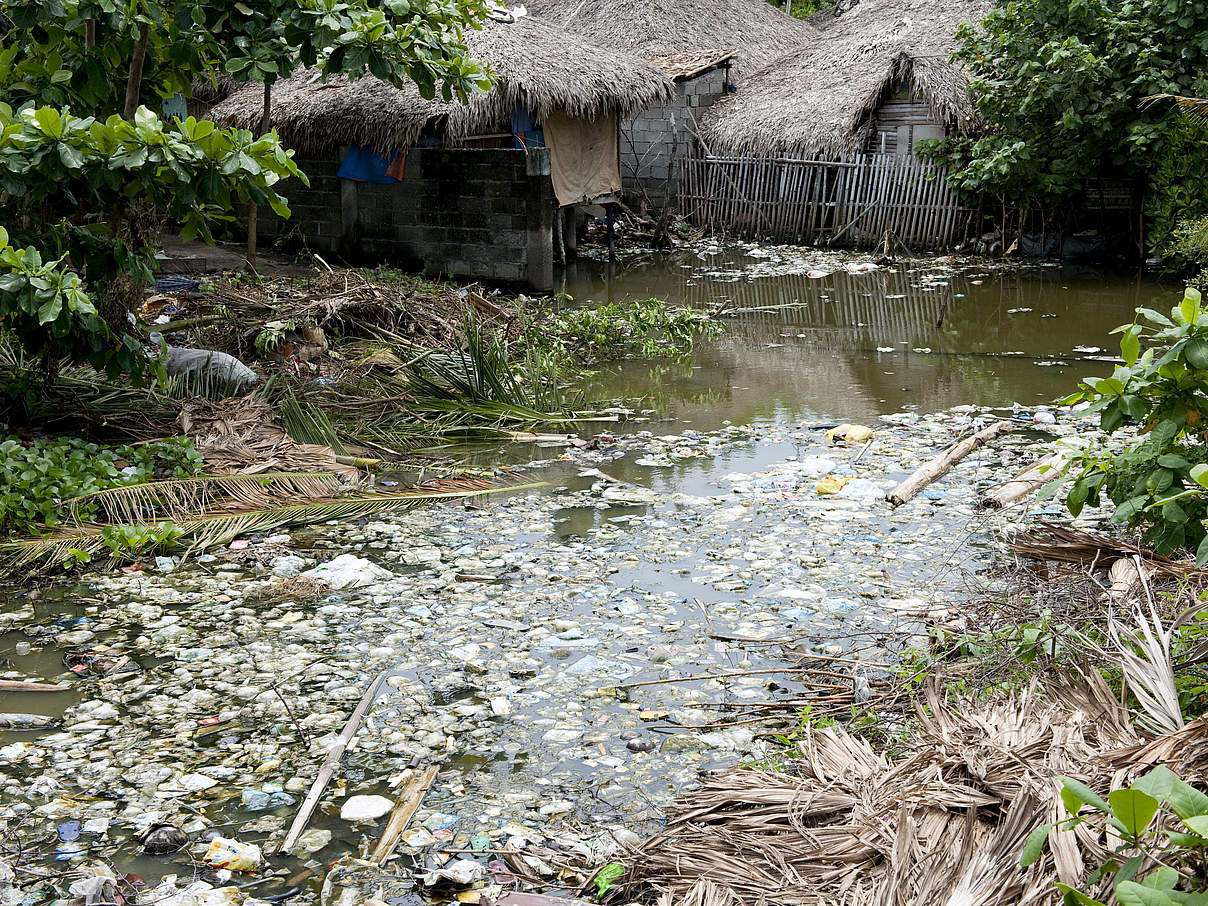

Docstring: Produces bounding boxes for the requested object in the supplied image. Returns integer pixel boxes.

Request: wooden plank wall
[678,150,969,250]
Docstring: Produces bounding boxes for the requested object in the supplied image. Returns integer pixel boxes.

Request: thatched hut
[698,0,989,158]
[526,0,813,80]
[523,0,815,203]
[208,12,675,290]
[668,0,989,250]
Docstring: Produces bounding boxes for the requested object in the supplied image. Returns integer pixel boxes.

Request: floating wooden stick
[0,713,60,729]
[279,669,388,854]
[0,680,69,692]
[978,453,1067,510]
[886,420,1016,507]
[370,764,438,865]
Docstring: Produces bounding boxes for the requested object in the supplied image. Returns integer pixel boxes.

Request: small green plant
[593,862,626,898]
[526,298,722,368]
[1057,288,1208,561]
[1023,768,1208,904]
[254,320,297,355]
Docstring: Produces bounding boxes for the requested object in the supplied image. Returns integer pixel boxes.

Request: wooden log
[0,680,69,692]
[279,669,388,854]
[0,713,60,729]
[369,764,438,865]
[886,420,1017,507]
[978,453,1067,510]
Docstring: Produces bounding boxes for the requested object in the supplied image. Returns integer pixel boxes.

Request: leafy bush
[1060,288,1208,561]
[1168,217,1208,291]
[1023,768,1208,904]
[527,298,722,367]
[0,435,201,538]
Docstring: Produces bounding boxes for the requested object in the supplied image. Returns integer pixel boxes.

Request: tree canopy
[937,0,1208,224]
[0,0,490,381]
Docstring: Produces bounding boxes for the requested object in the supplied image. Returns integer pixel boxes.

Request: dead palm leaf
[1108,600,1186,736]
[1143,93,1208,128]
[0,478,544,578]
[67,471,349,525]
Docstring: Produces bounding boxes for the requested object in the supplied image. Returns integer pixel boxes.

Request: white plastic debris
[340,794,394,822]
[302,554,392,589]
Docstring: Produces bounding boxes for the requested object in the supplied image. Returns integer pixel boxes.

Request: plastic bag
[204,836,263,871]
[825,424,873,443]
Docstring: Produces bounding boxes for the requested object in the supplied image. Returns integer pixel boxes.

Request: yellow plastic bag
[825,424,873,443]
[204,836,263,871]
[815,476,847,495]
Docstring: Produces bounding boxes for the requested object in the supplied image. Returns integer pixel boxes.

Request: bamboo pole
[886,421,1017,507]
[0,680,69,692]
[279,669,388,854]
[369,765,438,865]
[978,452,1067,510]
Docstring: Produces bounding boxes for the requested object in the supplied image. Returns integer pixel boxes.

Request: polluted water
[0,246,1178,904]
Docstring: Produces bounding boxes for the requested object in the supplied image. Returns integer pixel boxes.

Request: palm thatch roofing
[524,0,815,80]
[207,13,675,155]
[698,0,991,157]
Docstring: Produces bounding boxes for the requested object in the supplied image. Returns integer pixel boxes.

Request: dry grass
[627,675,1183,906]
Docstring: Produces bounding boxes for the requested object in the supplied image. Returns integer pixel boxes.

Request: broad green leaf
[1168,775,1208,819]
[1121,328,1141,365]
[594,862,625,897]
[1133,766,1177,802]
[1185,339,1208,370]
[1157,454,1191,469]
[1020,822,1051,867]
[1181,290,1200,326]
[1060,777,1109,814]
[1141,868,1178,891]
[1055,883,1110,906]
[1191,464,1208,489]
[1115,881,1178,906]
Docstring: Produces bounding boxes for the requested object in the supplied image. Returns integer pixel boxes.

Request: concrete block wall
[620,66,728,207]
[257,148,554,291]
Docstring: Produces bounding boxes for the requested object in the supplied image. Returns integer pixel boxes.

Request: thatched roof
[208,14,675,155]
[524,0,815,80]
[699,0,990,156]
[648,49,736,81]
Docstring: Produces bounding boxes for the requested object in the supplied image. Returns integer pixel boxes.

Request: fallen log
[369,764,438,865]
[978,452,1067,510]
[279,669,388,854]
[886,420,1016,507]
[0,713,61,729]
[0,679,69,692]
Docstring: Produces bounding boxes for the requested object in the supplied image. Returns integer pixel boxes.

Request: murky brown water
[561,248,1172,428]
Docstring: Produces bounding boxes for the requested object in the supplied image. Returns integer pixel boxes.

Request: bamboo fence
[678,150,970,250]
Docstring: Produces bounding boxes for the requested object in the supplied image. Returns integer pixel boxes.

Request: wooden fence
[678,150,970,250]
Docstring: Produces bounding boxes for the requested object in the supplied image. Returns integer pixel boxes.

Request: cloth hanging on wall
[543,111,620,207]
[338,146,405,184]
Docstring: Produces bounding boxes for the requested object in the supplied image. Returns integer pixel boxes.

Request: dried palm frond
[67,471,348,525]
[1108,602,1185,736]
[0,478,543,578]
[1009,521,1206,579]
[1143,93,1208,128]
[629,676,1140,906]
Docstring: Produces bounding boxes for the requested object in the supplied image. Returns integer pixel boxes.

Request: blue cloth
[510,107,544,149]
[338,146,397,184]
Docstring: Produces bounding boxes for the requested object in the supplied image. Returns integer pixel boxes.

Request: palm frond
[0,478,545,578]
[67,471,348,525]
[1109,600,1185,736]
[1143,93,1208,128]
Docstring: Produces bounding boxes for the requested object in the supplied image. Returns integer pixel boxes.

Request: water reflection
[562,250,1176,426]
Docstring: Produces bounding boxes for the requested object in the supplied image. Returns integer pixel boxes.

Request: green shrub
[1059,288,1208,561]
[527,298,722,367]
[0,435,202,538]
[1023,769,1208,904]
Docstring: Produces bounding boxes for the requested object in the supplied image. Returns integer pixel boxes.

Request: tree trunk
[85,20,96,51]
[123,22,150,119]
[246,81,273,266]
